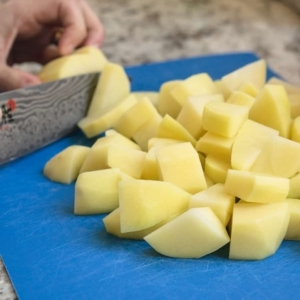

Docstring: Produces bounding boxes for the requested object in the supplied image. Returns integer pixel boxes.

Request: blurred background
[1,0,300,299]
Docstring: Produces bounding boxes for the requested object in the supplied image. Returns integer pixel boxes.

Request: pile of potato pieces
[43,49,300,260]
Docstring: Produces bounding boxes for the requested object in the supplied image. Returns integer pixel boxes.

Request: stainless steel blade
[0,73,99,166]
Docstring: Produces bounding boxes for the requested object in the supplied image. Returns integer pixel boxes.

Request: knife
[0,72,99,166]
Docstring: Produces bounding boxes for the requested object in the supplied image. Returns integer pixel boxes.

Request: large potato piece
[119,180,191,233]
[226,91,255,109]
[221,59,266,93]
[157,115,196,146]
[196,132,235,160]
[80,133,140,173]
[288,173,300,198]
[144,207,230,258]
[87,62,130,116]
[250,135,300,178]
[171,73,218,107]
[44,145,90,184]
[103,208,178,240]
[157,80,182,118]
[74,168,122,215]
[113,97,159,138]
[189,183,235,226]
[176,94,224,139]
[132,114,163,151]
[229,202,289,260]
[204,155,231,184]
[285,199,300,240]
[249,84,291,138]
[231,119,279,171]
[202,101,248,138]
[155,142,207,194]
[224,169,289,203]
[78,94,138,138]
[107,145,146,179]
[39,46,108,82]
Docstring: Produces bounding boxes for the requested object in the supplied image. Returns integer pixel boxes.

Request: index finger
[80,1,105,47]
[57,1,87,55]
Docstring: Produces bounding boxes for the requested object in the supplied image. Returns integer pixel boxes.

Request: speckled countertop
[1,0,300,299]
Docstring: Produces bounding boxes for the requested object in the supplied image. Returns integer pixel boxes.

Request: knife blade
[0,72,99,166]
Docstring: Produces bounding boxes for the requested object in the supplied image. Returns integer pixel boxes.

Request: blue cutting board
[1,52,300,300]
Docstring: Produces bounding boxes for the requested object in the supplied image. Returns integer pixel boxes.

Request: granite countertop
[1,0,300,299]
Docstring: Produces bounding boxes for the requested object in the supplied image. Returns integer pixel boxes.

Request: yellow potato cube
[251,135,300,178]
[290,116,300,143]
[39,46,108,82]
[205,174,214,188]
[87,62,130,116]
[74,168,122,215]
[141,148,159,180]
[205,155,231,184]
[171,73,218,107]
[196,132,235,160]
[155,142,207,194]
[239,82,259,98]
[224,169,289,203]
[288,173,300,199]
[157,80,182,118]
[226,91,255,109]
[80,133,140,173]
[285,198,300,240]
[107,145,146,179]
[229,202,290,260]
[113,97,159,138]
[249,84,291,138]
[105,129,118,136]
[267,77,300,94]
[189,183,235,226]
[78,94,138,138]
[148,137,182,151]
[144,207,230,258]
[132,113,162,151]
[44,145,90,184]
[119,180,191,232]
[157,115,196,146]
[103,208,178,240]
[214,80,231,99]
[231,119,279,171]
[131,92,159,108]
[202,101,248,138]
[289,94,300,119]
[176,94,224,139]
[222,59,266,93]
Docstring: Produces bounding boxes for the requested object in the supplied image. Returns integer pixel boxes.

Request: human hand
[0,0,104,91]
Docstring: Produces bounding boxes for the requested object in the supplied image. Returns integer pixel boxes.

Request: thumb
[0,65,41,92]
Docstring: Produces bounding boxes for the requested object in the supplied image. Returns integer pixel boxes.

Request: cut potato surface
[202,101,248,138]
[119,180,191,233]
[171,73,218,107]
[78,94,138,138]
[285,199,300,240]
[74,168,122,215]
[249,84,291,138]
[189,183,235,226]
[144,207,230,258]
[155,142,207,194]
[39,46,108,82]
[87,62,130,117]
[44,145,90,184]
[229,202,289,260]
[221,59,266,93]
[224,169,289,203]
